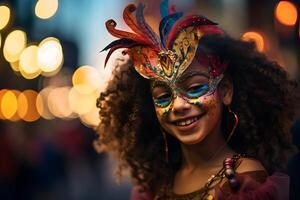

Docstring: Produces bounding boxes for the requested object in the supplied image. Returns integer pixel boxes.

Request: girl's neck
[180,129,235,171]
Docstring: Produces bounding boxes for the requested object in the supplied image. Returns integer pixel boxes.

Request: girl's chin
[177,133,206,145]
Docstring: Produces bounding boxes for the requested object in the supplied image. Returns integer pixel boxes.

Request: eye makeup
[151,68,223,117]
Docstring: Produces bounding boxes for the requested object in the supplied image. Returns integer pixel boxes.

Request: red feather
[106,20,147,43]
[123,4,145,37]
[166,15,223,48]
[196,25,225,35]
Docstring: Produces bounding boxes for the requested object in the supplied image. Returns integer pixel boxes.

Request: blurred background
[0,0,299,199]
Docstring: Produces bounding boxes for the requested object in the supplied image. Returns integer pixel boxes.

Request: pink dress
[131,171,289,200]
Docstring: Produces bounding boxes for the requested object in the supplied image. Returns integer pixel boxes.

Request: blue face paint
[186,84,209,98]
[154,94,172,107]
[151,72,223,112]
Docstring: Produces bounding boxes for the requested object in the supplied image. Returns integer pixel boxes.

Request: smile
[173,115,201,126]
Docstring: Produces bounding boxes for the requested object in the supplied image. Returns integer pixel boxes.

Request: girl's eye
[186,84,209,98]
[153,93,172,107]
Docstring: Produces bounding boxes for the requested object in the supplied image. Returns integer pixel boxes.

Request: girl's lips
[171,113,205,132]
[174,116,199,126]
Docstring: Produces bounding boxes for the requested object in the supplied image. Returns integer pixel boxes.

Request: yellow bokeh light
[0,90,18,120]
[275,1,298,26]
[47,87,63,118]
[21,90,40,122]
[10,90,21,121]
[35,0,58,19]
[241,31,265,52]
[20,45,40,74]
[36,87,55,120]
[41,63,62,77]
[0,33,1,48]
[19,45,41,79]
[3,30,27,62]
[0,5,10,30]
[19,68,41,79]
[72,66,102,94]
[17,92,28,120]
[0,89,8,120]
[79,106,100,128]
[9,61,20,72]
[68,87,96,115]
[38,37,63,73]
[47,87,75,119]
[57,87,76,119]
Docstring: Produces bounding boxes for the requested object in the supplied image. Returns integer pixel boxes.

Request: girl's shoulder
[235,157,266,173]
[215,157,289,200]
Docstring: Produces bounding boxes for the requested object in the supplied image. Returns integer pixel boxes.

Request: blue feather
[160,0,169,18]
[159,12,183,47]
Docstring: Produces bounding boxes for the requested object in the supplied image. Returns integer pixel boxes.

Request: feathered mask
[102,2,226,83]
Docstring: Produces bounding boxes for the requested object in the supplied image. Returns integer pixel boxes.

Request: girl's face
[151,61,232,145]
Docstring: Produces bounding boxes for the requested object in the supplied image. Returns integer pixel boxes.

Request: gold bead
[206,194,214,200]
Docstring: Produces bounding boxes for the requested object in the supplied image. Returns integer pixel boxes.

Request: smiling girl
[95,2,297,200]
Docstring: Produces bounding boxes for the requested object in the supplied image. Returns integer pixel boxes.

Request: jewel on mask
[157,50,177,77]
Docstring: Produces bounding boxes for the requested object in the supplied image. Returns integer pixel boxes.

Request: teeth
[176,117,199,126]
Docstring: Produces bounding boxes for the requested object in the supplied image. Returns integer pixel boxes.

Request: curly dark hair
[95,34,298,195]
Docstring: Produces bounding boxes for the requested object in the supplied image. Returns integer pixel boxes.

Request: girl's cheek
[196,91,219,111]
[155,107,169,118]
[155,105,172,120]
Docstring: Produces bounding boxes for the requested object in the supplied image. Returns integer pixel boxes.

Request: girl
[95,3,297,199]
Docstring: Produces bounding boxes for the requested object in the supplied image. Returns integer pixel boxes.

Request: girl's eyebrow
[151,81,168,89]
[177,71,209,84]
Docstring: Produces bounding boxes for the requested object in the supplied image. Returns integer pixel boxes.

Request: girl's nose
[171,95,191,114]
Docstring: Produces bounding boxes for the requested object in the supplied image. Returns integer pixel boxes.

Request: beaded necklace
[160,154,245,200]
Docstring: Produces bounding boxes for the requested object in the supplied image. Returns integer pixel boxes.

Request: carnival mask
[102,2,227,116]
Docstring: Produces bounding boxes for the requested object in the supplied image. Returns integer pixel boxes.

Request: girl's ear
[219,75,233,106]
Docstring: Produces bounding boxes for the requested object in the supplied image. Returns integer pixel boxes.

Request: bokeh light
[0,90,18,120]
[241,31,265,52]
[19,45,41,79]
[41,63,62,77]
[0,5,10,30]
[0,89,8,120]
[10,90,21,121]
[80,106,100,128]
[9,61,20,72]
[0,33,2,48]
[68,87,96,115]
[275,1,298,26]
[17,92,28,120]
[47,87,62,118]
[47,87,75,119]
[38,37,63,73]
[79,89,100,128]
[3,30,27,63]
[19,69,41,80]
[20,90,40,122]
[72,65,102,94]
[35,0,58,19]
[36,87,55,120]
